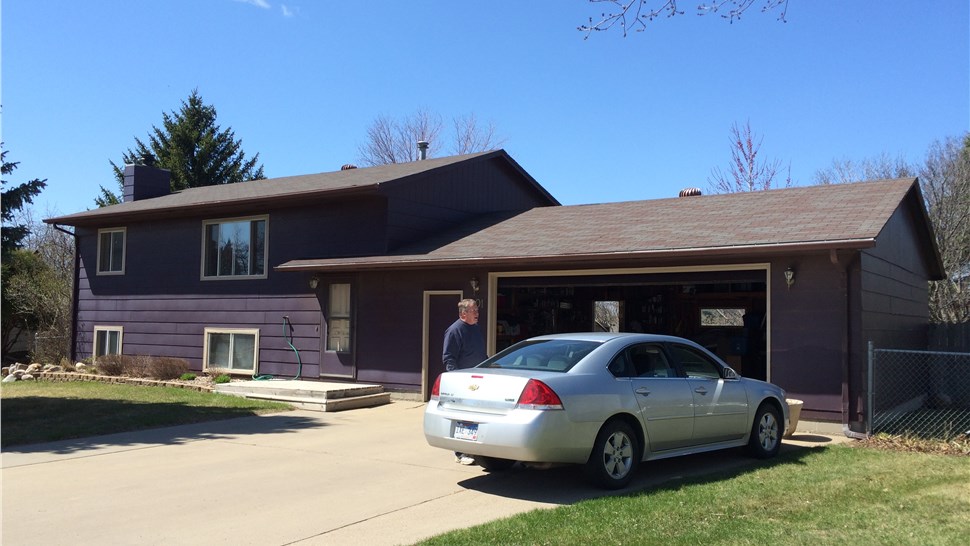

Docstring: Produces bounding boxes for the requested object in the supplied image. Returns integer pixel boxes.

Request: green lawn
[419,446,970,546]
[0,380,292,447]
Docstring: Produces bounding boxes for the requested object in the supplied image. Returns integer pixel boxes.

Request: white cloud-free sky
[3,0,968,216]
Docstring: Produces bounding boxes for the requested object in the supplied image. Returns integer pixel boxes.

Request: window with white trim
[204,328,259,373]
[97,228,126,275]
[327,283,352,352]
[93,326,123,359]
[202,216,267,279]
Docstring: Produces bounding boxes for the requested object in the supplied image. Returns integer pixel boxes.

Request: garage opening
[495,269,768,380]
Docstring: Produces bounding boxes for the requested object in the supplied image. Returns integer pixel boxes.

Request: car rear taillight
[515,379,563,410]
[430,375,441,400]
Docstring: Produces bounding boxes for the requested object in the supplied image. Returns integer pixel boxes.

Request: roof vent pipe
[417,140,429,160]
[679,187,702,197]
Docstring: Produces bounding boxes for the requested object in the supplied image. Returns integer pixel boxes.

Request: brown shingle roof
[278,178,935,272]
[46,150,556,226]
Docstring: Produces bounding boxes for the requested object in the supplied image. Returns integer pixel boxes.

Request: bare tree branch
[708,120,791,193]
[579,0,788,38]
[452,113,506,156]
[813,153,915,185]
[358,110,504,166]
[922,135,970,323]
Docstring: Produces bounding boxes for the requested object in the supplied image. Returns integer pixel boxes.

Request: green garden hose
[251,316,302,381]
[283,315,303,380]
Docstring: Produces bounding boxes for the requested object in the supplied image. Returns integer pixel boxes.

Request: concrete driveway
[2,401,843,545]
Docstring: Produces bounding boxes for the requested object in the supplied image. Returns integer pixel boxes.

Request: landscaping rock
[76,363,89,372]
[2,374,18,383]
[2,366,9,376]
[21,374,35,381]
[26,363,41,374]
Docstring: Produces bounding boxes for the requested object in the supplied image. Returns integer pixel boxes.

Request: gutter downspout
[53,224,80,364]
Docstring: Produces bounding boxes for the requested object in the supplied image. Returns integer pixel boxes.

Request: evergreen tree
[1,147,47,258]
[97,90,265,206]
[1,148,51,357]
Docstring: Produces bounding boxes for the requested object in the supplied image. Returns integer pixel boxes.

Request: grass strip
[419,446,970,546]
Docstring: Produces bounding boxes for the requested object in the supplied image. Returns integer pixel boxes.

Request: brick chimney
[123,165,171,202]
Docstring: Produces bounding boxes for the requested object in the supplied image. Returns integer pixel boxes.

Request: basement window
[204,328,258,374]
[93,326,123,360]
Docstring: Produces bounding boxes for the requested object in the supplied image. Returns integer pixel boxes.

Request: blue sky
[2,0,968,217]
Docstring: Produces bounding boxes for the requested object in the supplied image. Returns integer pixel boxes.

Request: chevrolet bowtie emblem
[468,384,480,391]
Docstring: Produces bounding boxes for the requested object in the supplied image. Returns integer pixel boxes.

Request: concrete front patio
[213,379,393,411]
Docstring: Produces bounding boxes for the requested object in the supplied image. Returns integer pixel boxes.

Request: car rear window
[479,339,601,372]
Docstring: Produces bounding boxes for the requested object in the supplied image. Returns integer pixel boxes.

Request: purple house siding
[860,204,934,349]
[383,157,556,250]
[72,196,393,374]
[75,293,321,374]
[324,268,486,389]
[849,202,935,427]
[769,253,852,421]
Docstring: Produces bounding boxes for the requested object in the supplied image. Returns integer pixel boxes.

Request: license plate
[453,421,478,441]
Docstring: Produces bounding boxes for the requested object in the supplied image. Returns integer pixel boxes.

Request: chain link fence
[869,342,970,440]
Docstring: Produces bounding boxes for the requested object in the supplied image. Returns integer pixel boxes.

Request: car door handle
[694,387,708,395]
[635,387,650,395]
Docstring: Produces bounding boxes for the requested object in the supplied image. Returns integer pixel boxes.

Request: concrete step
[240,391,391,412]
[213,380,390,412]
[214,381,382,400]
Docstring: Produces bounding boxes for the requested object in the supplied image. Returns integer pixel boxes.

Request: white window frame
[203,328,260,374]
[93,325,124,361]
[97,227,126,275]
[201,215,269,280]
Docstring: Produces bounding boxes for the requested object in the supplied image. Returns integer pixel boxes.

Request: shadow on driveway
[455,443,820,504]
[1,399,321,456]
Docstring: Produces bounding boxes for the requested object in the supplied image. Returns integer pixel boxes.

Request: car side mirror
[723,368,739,380]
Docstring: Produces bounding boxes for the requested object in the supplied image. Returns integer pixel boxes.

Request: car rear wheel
[747,403,782,459]
[474,456,516,472]
[585,420,639,490]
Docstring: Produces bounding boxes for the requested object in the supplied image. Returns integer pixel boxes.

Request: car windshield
[478,339,601,372]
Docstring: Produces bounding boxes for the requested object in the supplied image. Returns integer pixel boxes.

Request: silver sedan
[424,332,789,489]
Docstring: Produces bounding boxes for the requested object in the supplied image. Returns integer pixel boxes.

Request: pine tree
[97,90,265,206]
[1,147,47,258]
[1,147,51,356]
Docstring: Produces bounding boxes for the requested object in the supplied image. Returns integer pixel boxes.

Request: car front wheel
[747,403,782,459]
[585,420,639,490]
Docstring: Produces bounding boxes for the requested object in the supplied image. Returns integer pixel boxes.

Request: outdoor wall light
[309,274,320,290]
[470,276,480,295]
[784,266,795,289]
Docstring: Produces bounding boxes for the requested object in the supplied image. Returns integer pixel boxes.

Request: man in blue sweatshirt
[442,298,487,465]
[442,299,486,372]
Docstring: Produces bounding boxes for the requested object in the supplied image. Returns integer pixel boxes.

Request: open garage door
[494,268,768,380]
